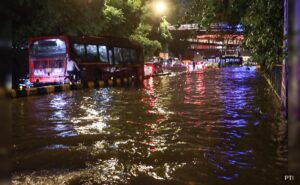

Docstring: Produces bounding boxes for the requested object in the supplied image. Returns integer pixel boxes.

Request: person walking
[192,60,196,70]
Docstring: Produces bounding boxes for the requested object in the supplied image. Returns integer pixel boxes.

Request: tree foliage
[158,17,173,48]
[2,0,172,56]
[189,0,284,68]
[242,0,283,68]
[130,23,162,57]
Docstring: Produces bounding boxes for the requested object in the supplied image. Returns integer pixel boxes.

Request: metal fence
[264,65,283,99]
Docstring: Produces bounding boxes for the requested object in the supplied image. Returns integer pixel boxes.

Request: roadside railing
[263,64,283,99]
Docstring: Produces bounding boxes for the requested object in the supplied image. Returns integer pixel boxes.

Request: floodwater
[11,67,287,185]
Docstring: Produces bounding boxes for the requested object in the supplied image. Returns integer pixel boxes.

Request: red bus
[28,36,144,84]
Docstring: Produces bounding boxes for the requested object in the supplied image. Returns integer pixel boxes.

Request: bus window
[86,45,98,60]
[123,48,132,64]
[108,49,113,65]
[114,47,123,65]
[131,49,137,63]
[98,45,108,63]
[73,44,85,58]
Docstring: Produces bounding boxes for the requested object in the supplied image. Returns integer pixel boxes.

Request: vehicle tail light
[151,65,155,73]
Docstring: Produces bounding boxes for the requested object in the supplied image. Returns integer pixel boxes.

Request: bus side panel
[79,64,142,83]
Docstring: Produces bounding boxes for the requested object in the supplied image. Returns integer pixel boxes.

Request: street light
[154,1,167,15]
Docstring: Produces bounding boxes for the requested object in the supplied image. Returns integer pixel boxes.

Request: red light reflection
[142,77,169,153]
[184,72,206,106]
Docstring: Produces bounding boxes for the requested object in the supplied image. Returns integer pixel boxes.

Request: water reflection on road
[11,67,287,185]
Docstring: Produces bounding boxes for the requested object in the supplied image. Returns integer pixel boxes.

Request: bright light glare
[155,1,166,14]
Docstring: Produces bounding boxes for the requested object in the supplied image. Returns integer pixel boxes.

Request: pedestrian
[67,56,80,82]
[192,60,196,70]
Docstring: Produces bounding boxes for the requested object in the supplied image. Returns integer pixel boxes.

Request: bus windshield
[30,38,66,58]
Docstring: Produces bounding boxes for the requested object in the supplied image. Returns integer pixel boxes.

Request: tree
[189,0,284,68]
[3,0,172,57]
[4,0,106,46]
[242,0,283,68]
[130,23,162,57]
[104,0,172,56]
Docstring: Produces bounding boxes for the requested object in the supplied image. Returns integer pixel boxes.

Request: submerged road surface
[11,67,287,185]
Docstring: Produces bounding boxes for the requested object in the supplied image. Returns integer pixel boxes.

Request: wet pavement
[11,67,287,185]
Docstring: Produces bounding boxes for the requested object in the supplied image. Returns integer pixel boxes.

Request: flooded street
[11,67,287,185]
